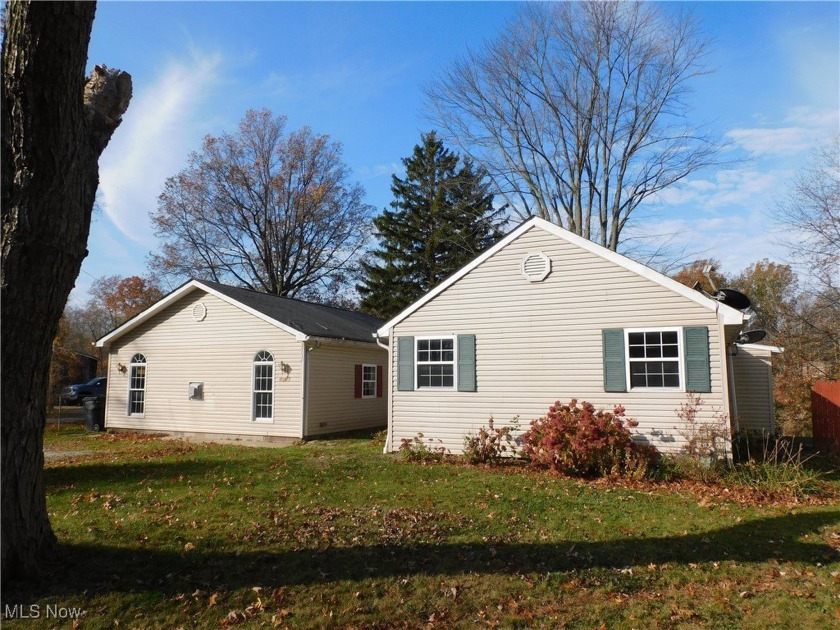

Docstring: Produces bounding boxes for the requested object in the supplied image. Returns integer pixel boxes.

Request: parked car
[61,376,107,405]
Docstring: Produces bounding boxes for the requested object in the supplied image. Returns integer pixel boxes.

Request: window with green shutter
[683,326,711,392]
[457,334,476,392]
[415,337,455,388]
[602,329,627,392]
[397,337,414,391]
[627,329,681,389]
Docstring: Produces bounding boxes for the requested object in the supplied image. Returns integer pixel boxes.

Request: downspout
[301,339,320,439]
[717,304,743,463]
[374,332,392,453]
[727,345,739,427]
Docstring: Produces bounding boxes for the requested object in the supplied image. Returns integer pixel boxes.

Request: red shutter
[354,364,363,399]
[376,365,384,398]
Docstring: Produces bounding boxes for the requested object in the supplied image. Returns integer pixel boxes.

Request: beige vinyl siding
[390,225,728,454]
[105,290,303,437]
[731,346,775,433]
[305,342,387,436]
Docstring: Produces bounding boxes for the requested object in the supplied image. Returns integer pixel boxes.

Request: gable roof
[96,279,384,347]
[376,217,745,336]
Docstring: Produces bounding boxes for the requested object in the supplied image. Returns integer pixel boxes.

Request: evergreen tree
[358,132,506,319]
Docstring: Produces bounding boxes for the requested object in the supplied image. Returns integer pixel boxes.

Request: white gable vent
[521,252,551,282]
[192,302,207,322]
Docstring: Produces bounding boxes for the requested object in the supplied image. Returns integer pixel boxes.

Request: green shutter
[602,329,627,392]
[457,334,476,392]
[397,336,415,391]
[684,326,711,393]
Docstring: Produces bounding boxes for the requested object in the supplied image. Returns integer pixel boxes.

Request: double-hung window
[626,329,681,389]
[253,350,274,421]
[416,337,455,388]
[362,364,377,397]
[128,353,147,416]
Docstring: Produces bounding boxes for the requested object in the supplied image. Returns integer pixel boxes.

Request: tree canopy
[358,132,505,319]
[149,109,374,302]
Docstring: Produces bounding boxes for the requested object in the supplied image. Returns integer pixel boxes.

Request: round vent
[521,252,551,282]
[192,302,207,322]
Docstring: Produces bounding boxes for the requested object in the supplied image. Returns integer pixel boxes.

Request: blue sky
[76,1,839,304]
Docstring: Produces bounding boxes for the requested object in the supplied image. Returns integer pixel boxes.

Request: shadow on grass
[9,510,839,601]
[45,460,230,489]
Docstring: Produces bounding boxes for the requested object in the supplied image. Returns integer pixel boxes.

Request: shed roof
[96,279,384,346]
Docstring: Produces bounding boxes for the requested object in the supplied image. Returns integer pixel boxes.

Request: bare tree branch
[426,1,724,251]
[149,109,374,301]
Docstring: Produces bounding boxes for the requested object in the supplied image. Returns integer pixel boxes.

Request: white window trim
[252,351,275,423]
[127,354,147,418]
[414,335,457,391]
[624,327,685,392]
[362,364,378,398]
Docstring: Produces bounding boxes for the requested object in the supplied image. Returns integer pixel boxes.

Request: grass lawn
[4,424,840,629]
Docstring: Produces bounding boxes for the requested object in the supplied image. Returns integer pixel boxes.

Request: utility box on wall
[188,382,203,400]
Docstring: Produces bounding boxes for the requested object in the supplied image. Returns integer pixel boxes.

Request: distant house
[96,280,387,440]
[375,217,779,454]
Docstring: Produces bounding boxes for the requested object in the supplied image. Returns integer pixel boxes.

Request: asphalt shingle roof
[198,280,383,344]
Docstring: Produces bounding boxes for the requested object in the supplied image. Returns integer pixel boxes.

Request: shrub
[371,429,388,446]
[463,416,518,464]
[521,399,659,478]
[398,433,447,463]
[727,434,825,499]
[654,454,726,485]
[675,393,732,463]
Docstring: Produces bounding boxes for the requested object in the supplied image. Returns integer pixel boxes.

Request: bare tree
[426,1,722,251]
[2,1,131,579]
[773,135,840,299]
[149,109,374,300]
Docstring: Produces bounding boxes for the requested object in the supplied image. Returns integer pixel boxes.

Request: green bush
[521,399,660,478]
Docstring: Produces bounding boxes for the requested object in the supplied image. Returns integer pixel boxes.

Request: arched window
[253,351,274,421]
[128,353,147,416]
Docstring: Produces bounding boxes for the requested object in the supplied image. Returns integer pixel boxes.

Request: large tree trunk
[1,1,131,582]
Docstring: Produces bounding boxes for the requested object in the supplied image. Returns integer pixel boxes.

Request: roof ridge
[194,279,377,319]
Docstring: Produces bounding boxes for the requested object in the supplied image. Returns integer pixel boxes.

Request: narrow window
[362,364,377,398]
[627,330,681,389]
[416,338,455,388]
[127,353,147,416]
[253,350,274,421]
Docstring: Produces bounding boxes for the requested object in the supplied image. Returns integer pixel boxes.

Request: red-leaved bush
[521,399,660,478]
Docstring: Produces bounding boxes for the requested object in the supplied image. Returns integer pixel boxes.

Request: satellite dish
[737,329,767,345]
[713,288,751,311]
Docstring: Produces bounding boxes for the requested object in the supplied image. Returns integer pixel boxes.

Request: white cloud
[725,126,824,156]
[652,167,788,211]
[725,106,838,157]
[785,106,839,128]
[623,209,778,275]
[98,49,224,246]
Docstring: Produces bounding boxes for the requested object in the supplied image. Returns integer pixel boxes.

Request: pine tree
[358,132,506,319]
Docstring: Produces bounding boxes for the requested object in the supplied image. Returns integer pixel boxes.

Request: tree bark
[1,1,131,582]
